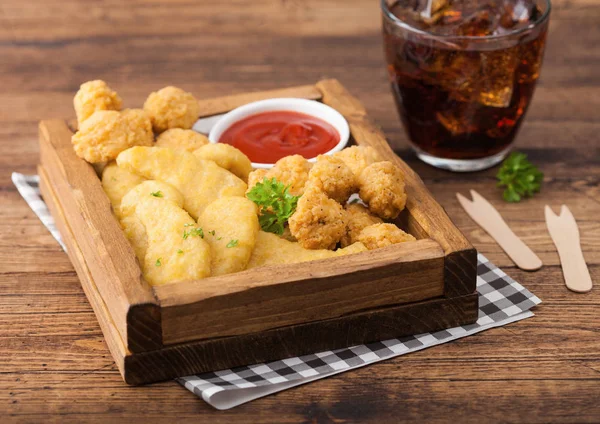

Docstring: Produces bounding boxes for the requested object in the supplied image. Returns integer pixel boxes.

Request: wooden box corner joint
[38,79,477,385]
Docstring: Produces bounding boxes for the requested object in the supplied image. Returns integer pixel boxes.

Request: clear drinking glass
[382,0,551,172]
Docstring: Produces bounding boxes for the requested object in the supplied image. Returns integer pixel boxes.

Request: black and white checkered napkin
[13,171,541,410]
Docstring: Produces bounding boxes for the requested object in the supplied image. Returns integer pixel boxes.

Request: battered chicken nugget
[197,197,259,276]
[307,155,357,203]
[74,80,122,126]
[120,181,211,286]
[143,86,200,133]
[101,162,145,218]
[358,161,407,220]
[117,146,247,219]
[246,231,367,269]
[72,109,153,163]
[357,223,416,250]
[194,144,253,182]
[119,181,185,266]
[155,128,209,152]
[340,203,384,248]
[288,187,347,250]
[120,180,184,218]
[333,146,382,177]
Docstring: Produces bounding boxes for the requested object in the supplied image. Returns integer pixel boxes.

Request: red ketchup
[218,111,340,163]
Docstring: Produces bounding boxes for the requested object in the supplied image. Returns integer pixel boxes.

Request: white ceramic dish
[208,98,350,169]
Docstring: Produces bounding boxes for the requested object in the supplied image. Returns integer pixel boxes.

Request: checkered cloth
[13,171,541,410]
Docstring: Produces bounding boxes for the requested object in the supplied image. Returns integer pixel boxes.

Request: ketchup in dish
[218,111,340,163]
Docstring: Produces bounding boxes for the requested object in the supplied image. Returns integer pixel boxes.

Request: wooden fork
[545,205,593,293]
[457,190,543,271]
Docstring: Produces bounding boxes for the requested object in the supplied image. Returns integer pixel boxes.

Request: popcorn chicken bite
[74,80,122,126]
[357,223,416,250]
[71,109,153,163]
[155,128,209,152]
[307,155,357,203]
[358,161,407,219]
[288,187,347,250]
[333,145,382,177]
[143,86,200,133]
[340,203,384,248]
[250,154,311,196]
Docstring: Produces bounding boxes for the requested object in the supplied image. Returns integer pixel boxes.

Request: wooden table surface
[1,0,599,422]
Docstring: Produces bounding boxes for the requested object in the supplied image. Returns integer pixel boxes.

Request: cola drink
[382,0,550,171]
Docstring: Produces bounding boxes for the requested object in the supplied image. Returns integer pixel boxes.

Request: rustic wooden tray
[38,79,478,385]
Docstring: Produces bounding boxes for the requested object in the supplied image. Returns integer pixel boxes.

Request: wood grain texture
[2,0,599,421]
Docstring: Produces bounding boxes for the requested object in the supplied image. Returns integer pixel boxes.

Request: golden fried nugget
[72,109,153,163]
[288,187,348,250]
[246,231,367,269]
[333,146,382,177]
[340,203,384,247]
[143,86,200,133]
[155,128,209,152]
[307,155,357,203]
[101,162,146,218]
[120,180,211,286]
[194,144,253,182]
[74,80,122,126]
[197,197,259,276]
[119,180,186,269]
[358,161,407,220]
[117,146,247,219]
[357,223,416,250]
[119,180,184,218]
[247,169,269,193]
[120,215,148,264]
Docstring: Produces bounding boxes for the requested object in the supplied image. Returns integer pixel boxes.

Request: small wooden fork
[545,205,593,293]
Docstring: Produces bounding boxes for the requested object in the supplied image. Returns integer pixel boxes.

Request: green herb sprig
[246,178,301,235]
[226,239,238,248]
[496,152,543,202]
[150,191,163,198]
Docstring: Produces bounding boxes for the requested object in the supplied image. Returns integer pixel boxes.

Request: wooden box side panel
[125,292,478,385]
[39,166,128,375]
[316,79,478,296]
[38,120,162,352]
[156,239,445,345]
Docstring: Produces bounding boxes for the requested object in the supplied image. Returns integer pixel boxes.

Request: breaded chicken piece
[119,180,184,263]
[358,161,407,220]
[247,169,269,193]
[247,231,367,269]
[288,187,347,250]
[333,146,382,177]
[155,128,209,152]
[101,162,146,218]
[269,155,312,196]
[306,155,357,203]
[74,80,122,126]
[72,109,154,163]
[120,180,211,286]
[357,223,416,250]
[197,197,259,276]
[117,146,247,219]
[340,203,384,247]
[194,144,253,182]
[143,86,200,133]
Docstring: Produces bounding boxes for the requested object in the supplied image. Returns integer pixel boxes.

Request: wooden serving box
[38,79,478,385]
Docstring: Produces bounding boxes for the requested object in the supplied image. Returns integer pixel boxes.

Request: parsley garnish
[246,177,301,235]
[155,258,162,267]
[209,230,216,236]
[226,239,238,248]
[183,227,204,239]
[177,249,184,254]
[496,152,543,202]
[150,191,163,198]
